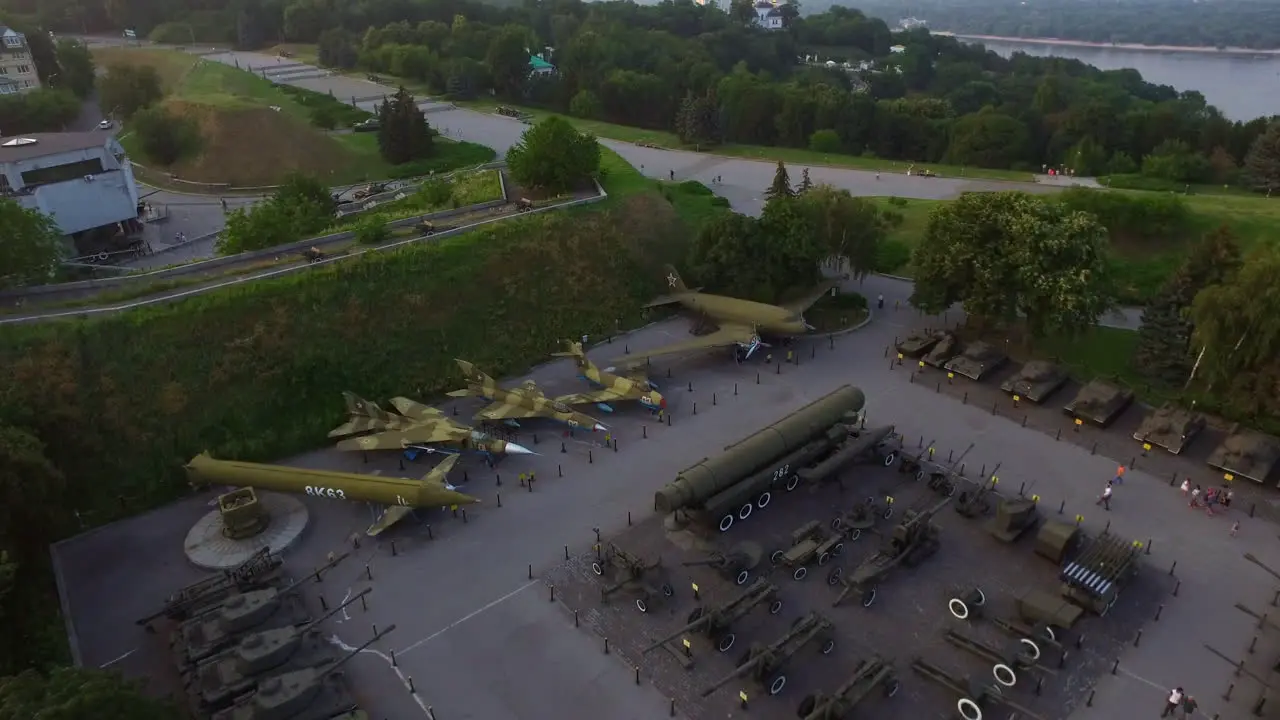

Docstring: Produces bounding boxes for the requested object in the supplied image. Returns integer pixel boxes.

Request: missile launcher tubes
[655,385,866,513]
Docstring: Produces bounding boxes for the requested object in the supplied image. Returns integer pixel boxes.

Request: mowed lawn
[94,47,492,188]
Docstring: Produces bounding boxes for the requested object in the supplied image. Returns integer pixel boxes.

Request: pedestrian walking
[1113,464,1126,484]
[1189,485,1201,508]
[1180,693,1198,719]
[1179,478,1190,496]
[1231,521,1240,537]
[877,293,885,309]
[1161,687,1184,717]
[1097,482,1113,511]
[1223,488,1234,509]
[669,169,674,180]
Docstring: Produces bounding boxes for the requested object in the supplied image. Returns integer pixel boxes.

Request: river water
[967,38,1280,122]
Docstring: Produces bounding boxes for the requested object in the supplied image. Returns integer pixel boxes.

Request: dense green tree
[376,86,433,165]
[568,90,602,120]
[97,64,162,119]
[486,25,532,98]
[798,168,813,193]
[674,91,720,146]
[130,106,201,166]
[765,161,793,203]
[945,109,1029,169]
[317,29,358,70]
[0,666,181,720]
[911,192,1111,338]
[1141,140,1211,183]
[506,116,600,193]
[216,174,334,255]
[1190,245,1280,387]
[1242,121,1280,192]
[52,40,95,99]
[793,185,889,278]
[0,201,64,290]
[808,129,841,154]
[0,88,79,134]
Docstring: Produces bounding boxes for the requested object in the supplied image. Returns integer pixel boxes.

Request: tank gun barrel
[905,496,953,525]
[642,579,776,653]
[326,624,396,675]
[273,552,349,598]
[301,588,371,632]
[1245,553,1280,582]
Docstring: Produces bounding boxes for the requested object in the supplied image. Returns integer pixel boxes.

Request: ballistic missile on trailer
[329,392,533,459]
[185,453,479,536]
[656,385,867,533]
[448,359,608,432]
[550,340,666,414]
[1000,361,1069,403]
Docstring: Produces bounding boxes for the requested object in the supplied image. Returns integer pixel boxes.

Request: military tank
[1062,380,1133,428]
[1133,405,1205,455]
[1207,431,1280,485]
[172,574,314,668]
[943,341,1008,381]
[999,361,1069,403]
[922,333,962,368]
[895,331,946,358]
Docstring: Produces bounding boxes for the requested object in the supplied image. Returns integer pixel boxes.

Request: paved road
[51,274,1264,720]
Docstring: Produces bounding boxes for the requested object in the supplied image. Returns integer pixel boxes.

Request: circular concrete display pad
[184,493,309,570]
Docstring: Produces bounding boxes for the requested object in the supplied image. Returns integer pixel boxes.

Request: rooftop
[0,132,112,164]
[529,55,555,71]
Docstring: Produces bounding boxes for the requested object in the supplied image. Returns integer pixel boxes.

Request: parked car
[353,119,380,132]
[97,119,113,130]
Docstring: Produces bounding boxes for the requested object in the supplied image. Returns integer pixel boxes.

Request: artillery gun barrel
[186,453,479,509]
[796,425,896,484]
[1245,553,1280,583]
[642,579,776,653]
[700,613,830,696]
[656,386,865,512]
[904,496,953,526]
[327,624,396,675]
[803,659,892,720]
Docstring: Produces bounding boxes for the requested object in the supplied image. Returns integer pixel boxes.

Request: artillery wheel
[769,674,787,696]
[636,598,648,613]
[771,550,785,565]
[757,492,772,509]
[883,677,901,697]
[820,638,835,655]
[661,584,674,597]
[883,506,894,520]
[793,566,808,581]
[769,599,783,615]
[957,697,983,720]
[1019,637,1041,662]
[1042,625,1057,642]
[949,598,972,620]
[826,568,843,586]
[717,633,736,653]
[797,695,817,718]
[818,551,831,566]
[687,607,704,625]
[786,474,800,491]
[831,542,845,557]
[591,562,604,576]
[831,517,844,532]
[914,469,926,481]
[993,663,1017,687]
[861,587,877,607]
[735,570,750,586]
[718,514,735,533]
[882,452,897,467]
[847,528,862,541]
[738,503,754,521]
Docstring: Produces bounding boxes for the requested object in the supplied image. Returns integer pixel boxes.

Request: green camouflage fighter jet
[448,359,608,433]
[330,392,534,461]
[551,340,666,415]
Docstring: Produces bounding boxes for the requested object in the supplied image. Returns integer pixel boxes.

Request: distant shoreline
[934,32,1280,57]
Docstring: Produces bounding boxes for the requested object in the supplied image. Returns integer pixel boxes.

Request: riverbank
[934,31,1280,57]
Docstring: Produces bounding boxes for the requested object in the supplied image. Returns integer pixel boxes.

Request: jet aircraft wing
[335,424,462,451]
[781,277,843,314]
[475,400,547,422]
[367,505,413,536]
[557,388,630,405]
[389,397,445,421]
[620,323,759,361]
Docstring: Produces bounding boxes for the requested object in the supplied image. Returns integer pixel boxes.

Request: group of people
[1181,479,1234,516]
[1162,686,1198,718]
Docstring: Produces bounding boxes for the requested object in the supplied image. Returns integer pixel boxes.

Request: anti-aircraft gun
[681,542,764,587]
[953,465,1002,519]
[830,495,896,541]
[187,589,372,713]
[592,542,674,613]
[1059,531,1142,615]
[139,549,283,628]
[700,612,836,698]
[984,496,1042,543]
[643,578,783,655]
[796,656,900,719]
[210,624,394,720]
[830,496,950,608]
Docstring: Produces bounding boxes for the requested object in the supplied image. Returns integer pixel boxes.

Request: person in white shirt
[1161,687,1184,717]
[1096,482,1113,511]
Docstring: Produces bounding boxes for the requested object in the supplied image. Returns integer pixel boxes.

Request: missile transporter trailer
[656,385,866,534]
[1134,405,1206,455]
[591,542,675,614]
[1000,361,1070,404]
[1063,380,1134,428]
[700,612,837,698]
[139,548,284,628]
[1207,430,1280,485]
[943,341,1008,381]
[642,578,783,655]
[793,425,902,485]
[769,520,849,581]
[796,656,900,719]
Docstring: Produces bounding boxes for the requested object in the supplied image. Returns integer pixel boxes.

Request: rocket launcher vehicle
[185,452,479,536]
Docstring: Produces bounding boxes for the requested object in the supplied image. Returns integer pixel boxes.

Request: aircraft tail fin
[663,264,688,292]
[453,359,492,385]
[551,340,590,370]
[342,391,392,422]
[423,454,461,484]
[646,265,702,308]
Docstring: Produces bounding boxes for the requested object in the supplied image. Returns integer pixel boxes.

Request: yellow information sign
[990,476,999,484]
[885,496,895,505]
[691,583,699,593]
[896,353,903,360]
[739,691,749,703]
[1225,473,1235,482]
[1132,540,1144,549]
[947,372,955,379]
[1031,494,1040,503]
[1012,394,1021,402]
[682,638,691,649]
[1142,443,1152,451]
[1075,514,1084,523]
[1074,418,1083,426]
[918,361,925,368]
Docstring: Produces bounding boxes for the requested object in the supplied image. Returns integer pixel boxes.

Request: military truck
[999,361,1069,404]
[922,333,962,368]
[943,341,1008,381]
[770,521,847,581]
[656,386,866,533]
[1207,430,1280,485]
[1062,379,1134,428]
[1133,405,1205,455]
[895,331,946,358]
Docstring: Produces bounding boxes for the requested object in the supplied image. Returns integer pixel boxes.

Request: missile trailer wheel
[862,587,877,607]
[949,587,987,620]
[914,469,926,481]
[992,663,1017,687]
[847,528,862,541]
[883,506,895,520]
[769,674,787,696]
[636,599,648,613]
[735,570,751,586]
[717,633,736,653]
[662,584,675,597]
[883,677,901,697]
[739,503,754,521]
[818,551,831,566]
[718,514,735,533]
[757,492,772,509]
[826,567,842,586]
[882,452,897,467]
[786,475,800,491]
[958,697,983,720]
[769,599,783,615]
[820,638,835,655]
[793,566,807,581]
[797,695,817,717]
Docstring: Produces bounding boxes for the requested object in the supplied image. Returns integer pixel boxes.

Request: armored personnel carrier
[895,331,946,358]
[943,341,1008,381]
[1133,405,1205,455]
[999,361,1069,403]
[922,333,962,368]
[1207,431,1280,485]
[1062,379,1133,428]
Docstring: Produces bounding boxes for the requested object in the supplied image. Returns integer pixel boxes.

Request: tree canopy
[0,666,182,720]
[505,116,600,193]
[216,174,334,255]
[0,201,64,290]
[376,86,433,165]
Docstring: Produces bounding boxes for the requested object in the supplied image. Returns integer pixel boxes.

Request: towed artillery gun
[700,612,836,698]
[770,520,847,581]
[830,497,950,607]
[139,549,283,628]
[946,586,1071,660]
[942,623,1053,691]
[210,625,394,720]
[831,495,895,540]
[643,578,783,655]
[1133,405,1205,455]
[1059,531,1143,615]
[592,543,674,613]
[681,542,764,586]
[796,656,900,719]
[910,657,1046,720]
[187,590,371,713]
[898,442,974,498]
[954,465,1002,519]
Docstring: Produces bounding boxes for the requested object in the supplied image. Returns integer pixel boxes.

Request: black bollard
[666,414,671,426]
[1111,658,1119,675]
[464,471,469,482]
[670,699,677,717]
[1146,539,1152,555]
[936,381,941,393]
[1091,442,1097,455]
[713,393,717,406]
[408,677,415,693]
[1251,503,1257,518]
[643,425,647,438]
[1022,415,1028,427]
[628,511,632,526]
[1272,589,1279,607]
[1086,690,1095,707]
[1250,636,1258,653]
[604,638,610,654]
[1104,520,1110,532]
[635,666,641,685]
[362,451,368,464]
[533,433,539,445]
[320,595,328,611]
[962,392,968,404]
[1019,481,1025,496]
[734,383,738,396]
[980,464,986,477]
[561,442,567,454]
[497,493,502,507]
[776,362,781,374]
[528,564,533,579]
[1058,499,1065,514]
[1174,580,1180,596]
[462,509,469,523]
[1155,604,1163,621]
[574,610,579,627]
[1225,683,1235,700]
[365,564,373,581]
[756,372,761,384]
[427,525,433,540]
[550,585,555,602]
[390,650,397,667]
[667,368,671,378]
[391,540,397,557]
[398,457,405,471]
[564,545,570,560]
[688,381,693,392]
[1055,428,1061,441]
[810,345,815,359]
[693,403,698,415]
[948,449,953,462]
[613,439,618,452]
[1170,473,1177,487]
[589,450,593,464]
[496,474,502,486]
[1170,561,1177,576]
[1133,629,1142,647]
[991,401,997,415]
